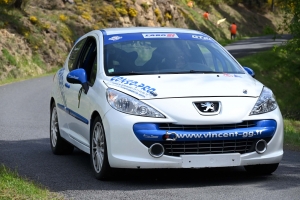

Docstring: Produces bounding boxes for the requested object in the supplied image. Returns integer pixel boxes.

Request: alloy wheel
[50,107,58,147]
[92,122,105,173]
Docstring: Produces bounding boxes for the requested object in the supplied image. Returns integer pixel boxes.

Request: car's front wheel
[90,116,111,180]
[50,102,74,155]
[244,163,279,175]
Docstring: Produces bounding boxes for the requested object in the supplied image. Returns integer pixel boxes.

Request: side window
[90,56,97,86]
[76,37,97,86]
[68,38,86,71]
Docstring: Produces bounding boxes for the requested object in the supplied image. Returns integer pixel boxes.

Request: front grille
[159,121,256,130]
[142,137,271,157]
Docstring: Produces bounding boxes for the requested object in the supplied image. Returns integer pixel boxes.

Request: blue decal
[234,74,242,78]
[133,120,276,142]
[58,68,67,106]
[108,76,156,97]
[57,103,89,125]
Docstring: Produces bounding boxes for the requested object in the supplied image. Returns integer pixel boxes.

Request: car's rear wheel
[90,116,111,180]
[50,103,74,155]
[244,163,279,175]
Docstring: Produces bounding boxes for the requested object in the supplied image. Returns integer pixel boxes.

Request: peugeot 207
[50,27,283,180]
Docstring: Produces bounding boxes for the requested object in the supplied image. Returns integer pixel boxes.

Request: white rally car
[50,27,283,180]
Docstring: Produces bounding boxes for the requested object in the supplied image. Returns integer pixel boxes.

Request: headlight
[106,88,165,118]
[250,87,277,115]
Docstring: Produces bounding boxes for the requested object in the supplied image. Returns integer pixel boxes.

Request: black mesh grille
[158,121,256,130]
[142,138,271,157]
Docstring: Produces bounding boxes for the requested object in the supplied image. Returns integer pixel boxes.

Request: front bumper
[102,107,283,169]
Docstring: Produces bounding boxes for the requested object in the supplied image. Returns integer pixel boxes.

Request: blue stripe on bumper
[133,120,276,141]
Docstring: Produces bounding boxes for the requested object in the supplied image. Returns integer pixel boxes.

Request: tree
[282,0,300,52]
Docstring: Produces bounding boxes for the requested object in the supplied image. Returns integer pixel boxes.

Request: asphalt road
[225,34,293,58]
[0,36,299,200]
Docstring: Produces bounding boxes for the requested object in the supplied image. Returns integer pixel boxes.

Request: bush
[59,14,68,22]
[165,12,172,20]
[116,8,128,16]
[128,8,138,18]
[154,8,160,17]
[29,16,38,24]
[81,12,92,21]
[99,5,120,22]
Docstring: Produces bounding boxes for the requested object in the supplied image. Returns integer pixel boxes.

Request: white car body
[50,27,283,176]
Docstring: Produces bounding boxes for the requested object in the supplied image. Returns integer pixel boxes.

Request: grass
[0,165,63,200]
[237,47,300,149]
[0,67,59,86]
[237,47,300,120]
[284,119,300,149]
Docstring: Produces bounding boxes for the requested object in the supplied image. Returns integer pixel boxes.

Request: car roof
[101,27,205,35]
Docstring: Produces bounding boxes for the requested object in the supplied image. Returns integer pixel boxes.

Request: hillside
[0,0,286,81]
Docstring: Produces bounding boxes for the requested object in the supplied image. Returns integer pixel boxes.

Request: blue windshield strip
[103,33,214,45]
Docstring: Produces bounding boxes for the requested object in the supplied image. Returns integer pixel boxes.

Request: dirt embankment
[0,0,285,81]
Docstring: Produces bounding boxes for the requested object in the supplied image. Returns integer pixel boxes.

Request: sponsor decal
[224,73,242,78]
[143,134,159,139]
[223,73,233,77]
[57,68,67,106]
[106,76,157,98]
[108,36,122,41]
[234,74,242,78]
[142,33,179,38]
[108,68,114,73]
[163,130,264,141]
[192,35,211,40]
[67,74,79,79]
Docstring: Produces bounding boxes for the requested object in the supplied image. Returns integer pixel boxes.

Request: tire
[90,116,111,180]
[50,103,74,155]
[244,163,279,175]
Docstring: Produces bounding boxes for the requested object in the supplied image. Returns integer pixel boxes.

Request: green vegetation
[0,165,63,200]
[237,46,300,149]
[237,46,300,120]
[0,67,59,86]
[284,119,300,149]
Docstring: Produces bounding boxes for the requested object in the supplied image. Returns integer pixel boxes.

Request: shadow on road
[1,138,299,193]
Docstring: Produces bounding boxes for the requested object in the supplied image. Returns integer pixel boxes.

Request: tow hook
[163,131,178,141]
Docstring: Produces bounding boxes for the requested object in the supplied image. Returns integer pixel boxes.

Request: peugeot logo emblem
[201,102,215,112]
[193,101,221,116]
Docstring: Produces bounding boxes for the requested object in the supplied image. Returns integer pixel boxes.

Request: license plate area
[181,153,241,168]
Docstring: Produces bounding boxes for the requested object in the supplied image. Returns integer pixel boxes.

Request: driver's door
[65,35,98,147]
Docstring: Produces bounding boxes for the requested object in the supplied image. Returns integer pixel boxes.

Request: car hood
[103,74,263,99]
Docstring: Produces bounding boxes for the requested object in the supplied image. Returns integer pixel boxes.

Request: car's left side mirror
[243,67,255,78]
[67,68,89,94]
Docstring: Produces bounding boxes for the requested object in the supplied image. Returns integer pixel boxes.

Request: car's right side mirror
[243,67,255,78]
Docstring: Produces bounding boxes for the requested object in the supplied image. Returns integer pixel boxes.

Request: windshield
[103,33,244,75]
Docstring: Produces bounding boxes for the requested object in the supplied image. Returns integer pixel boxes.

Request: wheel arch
[50,97,55,110]
[90,110,101,131]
